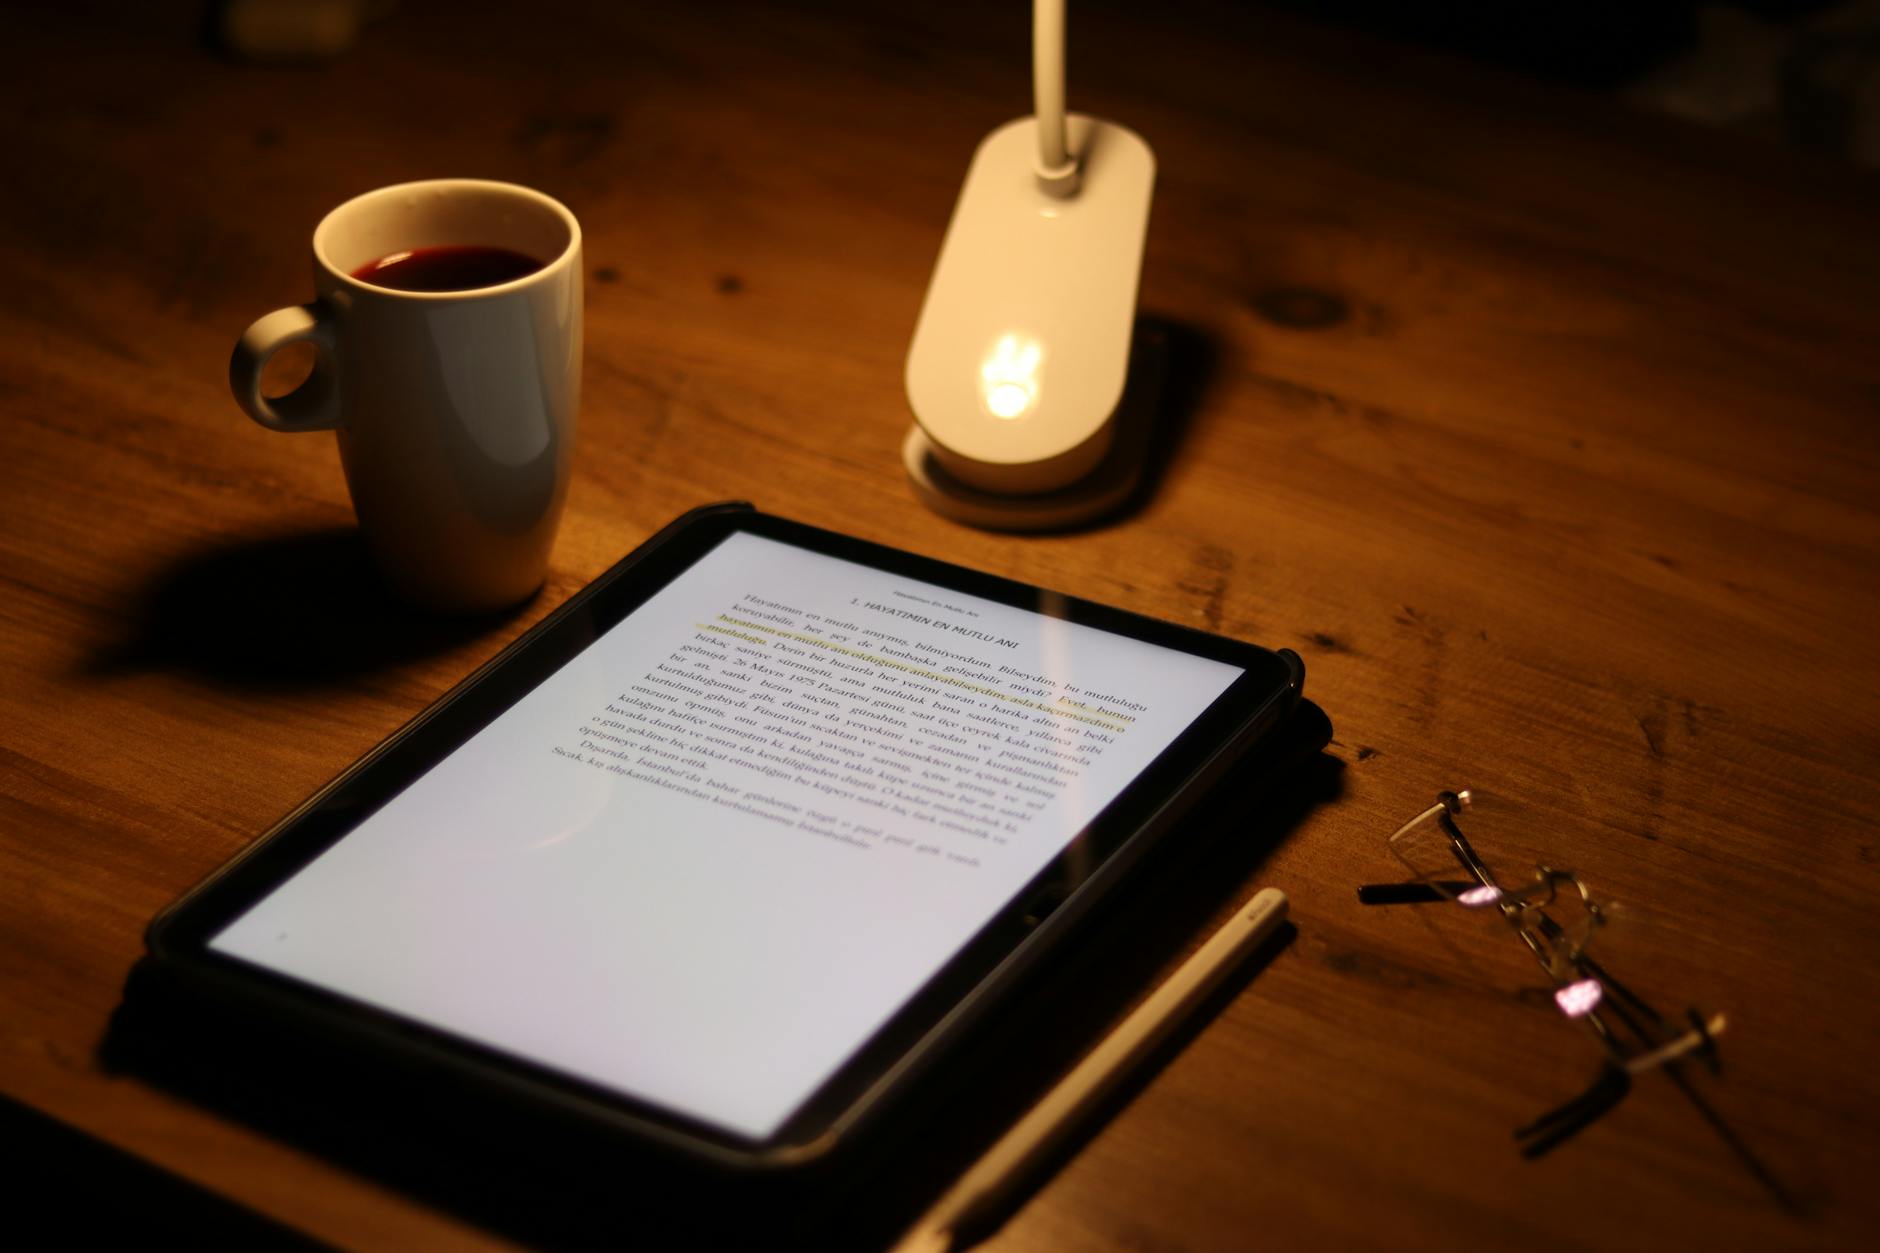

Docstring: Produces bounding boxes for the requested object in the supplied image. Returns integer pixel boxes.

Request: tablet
[147,504,1303,1167]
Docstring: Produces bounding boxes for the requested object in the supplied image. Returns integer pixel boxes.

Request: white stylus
[891,887,1291,1253]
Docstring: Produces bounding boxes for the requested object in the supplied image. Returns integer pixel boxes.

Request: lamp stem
[1033,0,1080,196]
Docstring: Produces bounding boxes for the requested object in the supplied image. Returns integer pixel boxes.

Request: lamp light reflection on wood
[1554,978,1604,1018]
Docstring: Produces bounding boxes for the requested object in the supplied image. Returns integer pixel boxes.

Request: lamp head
[905,114,1155,500]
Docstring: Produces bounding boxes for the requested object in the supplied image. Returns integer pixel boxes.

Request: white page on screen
[211,533,1243,1138]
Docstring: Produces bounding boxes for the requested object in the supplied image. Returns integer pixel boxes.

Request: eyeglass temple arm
[1355,882,1477,905]
[1435,809,1498,890]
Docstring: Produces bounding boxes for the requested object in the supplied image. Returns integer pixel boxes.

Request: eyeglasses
[1358,789,1727,1156]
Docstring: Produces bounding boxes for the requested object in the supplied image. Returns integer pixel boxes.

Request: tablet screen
[211,532,1243,1139]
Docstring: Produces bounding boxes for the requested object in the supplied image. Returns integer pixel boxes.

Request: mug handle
[229,303,343,432]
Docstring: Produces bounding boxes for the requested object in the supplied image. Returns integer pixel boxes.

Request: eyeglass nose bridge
[1503,872,1608,984]
[1500,865,1596,914]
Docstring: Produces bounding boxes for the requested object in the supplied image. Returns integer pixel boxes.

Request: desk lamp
[903,0,1156,529]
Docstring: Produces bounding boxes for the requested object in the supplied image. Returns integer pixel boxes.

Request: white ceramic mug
[231,179,582,612]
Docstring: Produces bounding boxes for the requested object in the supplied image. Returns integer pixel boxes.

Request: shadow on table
[1129,313,1222,508]
[1099,312,1224,528]
[83,527,529,689]
[0,1093,325,1248]
[102,703,1338,1250]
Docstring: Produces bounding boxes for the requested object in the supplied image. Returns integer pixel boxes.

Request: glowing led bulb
[986,382,1031,418]
[979,333,1043,419]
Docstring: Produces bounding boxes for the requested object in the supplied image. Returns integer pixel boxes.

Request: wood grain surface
[3,0,1877,1248]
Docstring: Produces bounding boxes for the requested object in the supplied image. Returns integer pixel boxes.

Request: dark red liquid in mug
[351,245,545,292]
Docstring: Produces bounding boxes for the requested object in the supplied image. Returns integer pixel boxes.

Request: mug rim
[312,178,582,300]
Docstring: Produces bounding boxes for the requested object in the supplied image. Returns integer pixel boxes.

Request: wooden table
[4,0,1877,1247]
